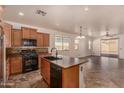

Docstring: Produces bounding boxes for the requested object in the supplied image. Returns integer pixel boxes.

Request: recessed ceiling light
[84,7,89,12]
[18,12,24,16]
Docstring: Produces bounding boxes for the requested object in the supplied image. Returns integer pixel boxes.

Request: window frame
[55,35,70,51]
[74,39,79,50]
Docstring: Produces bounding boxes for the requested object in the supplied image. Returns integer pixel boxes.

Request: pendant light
[76,26,85,39]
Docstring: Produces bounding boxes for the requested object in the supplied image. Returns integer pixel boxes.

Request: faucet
[51,47,58,58]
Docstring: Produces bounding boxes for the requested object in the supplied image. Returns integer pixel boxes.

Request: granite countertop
[42,55,88,68]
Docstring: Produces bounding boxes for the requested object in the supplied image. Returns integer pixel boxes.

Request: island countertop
[41,55,88,68]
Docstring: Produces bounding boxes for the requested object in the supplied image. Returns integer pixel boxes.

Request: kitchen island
[40,55,88,88]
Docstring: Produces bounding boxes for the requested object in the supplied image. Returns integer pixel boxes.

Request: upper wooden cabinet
[37,32,50,47]
[22,27,30,39]
[43,33,50,47]
[3,23,12,47]
[30,29,37,39]
[12,29,22,47]
[37,32,44,47]
[22,27,37,39]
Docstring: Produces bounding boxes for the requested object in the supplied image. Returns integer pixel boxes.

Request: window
[74,39,79,50]
[63,37,69,50]
[88,40,91,50]
[55,35,70,50]
[55,36,63,50]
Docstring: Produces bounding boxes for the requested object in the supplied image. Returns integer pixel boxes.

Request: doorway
[100,38,119,58]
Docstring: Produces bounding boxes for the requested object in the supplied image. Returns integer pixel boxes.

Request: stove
[21,50,38,73]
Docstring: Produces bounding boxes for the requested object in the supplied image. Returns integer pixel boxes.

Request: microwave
[22,39,37,46]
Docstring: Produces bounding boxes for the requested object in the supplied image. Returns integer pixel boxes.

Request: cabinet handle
[81,66,83,71]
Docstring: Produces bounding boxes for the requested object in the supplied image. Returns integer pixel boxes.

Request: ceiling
[3,5,124,37]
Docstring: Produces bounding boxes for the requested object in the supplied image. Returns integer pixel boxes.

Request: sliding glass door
[101,39,119,57]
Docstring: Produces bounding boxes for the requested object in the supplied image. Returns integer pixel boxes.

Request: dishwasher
[50,63,62,88]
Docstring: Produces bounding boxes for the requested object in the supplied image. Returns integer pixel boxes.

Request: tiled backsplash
[6,47,48,56]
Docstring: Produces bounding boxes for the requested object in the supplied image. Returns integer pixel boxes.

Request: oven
[21,50,38,73]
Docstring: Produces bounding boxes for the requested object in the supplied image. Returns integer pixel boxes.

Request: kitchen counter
[42,55,88,68]
[40,55,88,88]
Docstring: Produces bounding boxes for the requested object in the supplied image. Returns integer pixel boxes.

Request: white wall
[5,21,91,57]
[92,38,101,56]
[119,34,124,59]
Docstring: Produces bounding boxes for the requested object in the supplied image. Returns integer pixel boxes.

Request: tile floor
[1,56,124,88]
[84,56,124,88]
[6,70,48,88]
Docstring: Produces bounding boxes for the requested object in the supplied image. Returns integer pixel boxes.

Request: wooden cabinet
[22,27,30,39]
[62,66,79,88]
[40,58,79,88]
[12,29,22,47]
[9,56,22,75]
[43,33,50,47]
[37,32,50,47]
[37,32,44,47]
[22,27,49,47]
[41,58,50,85]
[3,23,12,47]
[30,29,37,39]
[22,27,37,39]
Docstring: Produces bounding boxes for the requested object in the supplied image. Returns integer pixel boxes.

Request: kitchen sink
[44,56,62,61]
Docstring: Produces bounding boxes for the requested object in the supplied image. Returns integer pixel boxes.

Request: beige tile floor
[6,70,48,88]
[2,56,124,88]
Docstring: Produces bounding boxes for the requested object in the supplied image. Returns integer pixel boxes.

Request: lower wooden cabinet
[62,66,79,88]
[40,58,79,88]
[41,59,50,85]
[9,56,22,75]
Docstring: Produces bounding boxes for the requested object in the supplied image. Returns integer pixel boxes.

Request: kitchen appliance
[0,25,3,83]
[0,22,6,87]
[21,49,38,73]
[79,63,85,88]
[22,39,37,46]
[50,63,62,88]
[0,5,7,87]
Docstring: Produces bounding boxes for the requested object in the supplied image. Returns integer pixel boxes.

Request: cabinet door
[10,56,22,75]
[62,65,79,88]
[22,27,30,39]
[44,60,50,85]
[43,33,50,47]
[41,59,50,85]
[30,29,37,39]
[12,29,22,47]
[3,23,12,47]
[41,59,45,76]
[37,32,44,47]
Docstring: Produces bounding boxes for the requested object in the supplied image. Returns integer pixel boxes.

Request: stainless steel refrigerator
[0,24,4,83]
[0,22,6,87]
